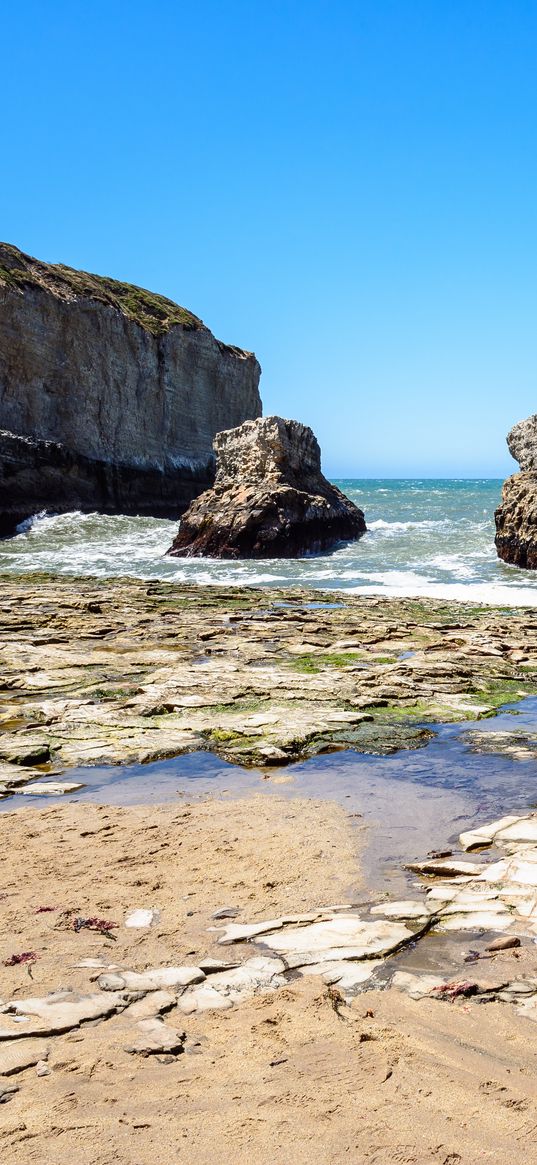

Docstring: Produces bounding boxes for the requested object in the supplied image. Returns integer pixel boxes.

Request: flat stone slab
[370,900,430,921]
[98,967,205,993]
[302,959,384,995]
[124,1018,186,1056]
[124,908,161,928]
[0,1039,50,1075]
[4,990,128,1035]
[214,910,332,945]
[255,915,413,963]
[460,816,525,851]
[21,781,84,796]
[178,957,286,1012]
[406,859,484,878]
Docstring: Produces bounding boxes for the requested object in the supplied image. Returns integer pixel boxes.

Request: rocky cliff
[495,413,537,569]
[0,243,261,535]
[168,415,366,558]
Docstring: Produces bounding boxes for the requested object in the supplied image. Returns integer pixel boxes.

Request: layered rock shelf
[0,243,261,535]
[0,577,536,782]
[169,415,366,558]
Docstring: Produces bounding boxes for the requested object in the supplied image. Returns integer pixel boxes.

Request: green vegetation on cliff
[0,241,201,336]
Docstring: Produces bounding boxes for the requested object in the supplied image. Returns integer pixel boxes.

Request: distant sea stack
[0,243,261,536]
[168,415,366,559]
[495,413,537,569]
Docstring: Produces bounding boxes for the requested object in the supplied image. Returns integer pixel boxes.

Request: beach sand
[2,795,537,1164]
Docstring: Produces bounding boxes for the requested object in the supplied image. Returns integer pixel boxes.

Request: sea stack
[495,413,537,569]
[0,243,261,536]
[168,414,366,559]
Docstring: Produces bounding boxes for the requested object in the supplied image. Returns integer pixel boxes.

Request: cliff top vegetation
[0,242,203,336]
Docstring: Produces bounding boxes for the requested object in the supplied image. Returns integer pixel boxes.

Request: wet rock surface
[495,413,537,568]
[0,577,536,788]
[168,415,366,558]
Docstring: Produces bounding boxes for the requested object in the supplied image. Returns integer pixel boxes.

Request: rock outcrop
[168,415,366,558]
[0,243,261,536]
[495,413,537,569]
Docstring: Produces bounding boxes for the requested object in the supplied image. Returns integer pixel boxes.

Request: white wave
[347,580,537,607]
[367,518,450,533]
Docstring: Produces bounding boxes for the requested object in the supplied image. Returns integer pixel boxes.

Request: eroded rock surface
[495,413,537,568]
[168,415,366,558]
[0,242,261,535]
[0,578,536,785]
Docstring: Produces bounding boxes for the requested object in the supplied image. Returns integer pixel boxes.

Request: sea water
[2,478,537,606]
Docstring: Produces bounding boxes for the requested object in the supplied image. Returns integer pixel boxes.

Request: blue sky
[2,1,536,477]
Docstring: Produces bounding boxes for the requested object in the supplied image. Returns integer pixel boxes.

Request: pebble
[486,935,521,952]
[125,908,160,928]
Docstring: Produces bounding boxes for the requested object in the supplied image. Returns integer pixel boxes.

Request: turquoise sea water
[2,478,536,606]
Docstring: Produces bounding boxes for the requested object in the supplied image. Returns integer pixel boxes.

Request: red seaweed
[3,951,38,966]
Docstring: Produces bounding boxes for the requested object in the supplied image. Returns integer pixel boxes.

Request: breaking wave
[2,479,537,606]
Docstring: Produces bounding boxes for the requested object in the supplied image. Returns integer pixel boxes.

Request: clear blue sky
[2,1,536,477]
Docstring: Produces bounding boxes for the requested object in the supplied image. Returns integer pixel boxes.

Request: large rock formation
[168,415,366,559]
[495,413,537,569]
[0,243,261,536]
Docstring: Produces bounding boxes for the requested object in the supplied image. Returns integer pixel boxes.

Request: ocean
[2,478,536,606]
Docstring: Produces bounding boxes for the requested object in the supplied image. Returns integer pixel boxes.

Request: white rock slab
[391,971,447,1000]
[178,957,286,1012]
[495,820,537,846]
[6,990,127,1033]
[125,908,160,928]
[370,901,430,921]
[215,911,328,945]
[256,915,412,963]
[21,781,84,796]
[302,959,384,992]
[439,899,508,916]
[460,816,526,850]
[178,985,233,1014]
[439,911,513,931]
[98,967,205,993]
[0,1039,50,1076]
[125,1018,185,1056]
[198,957,241,973]
[124,990,176,1019]
[406,859,483,877]
[481,855,537,887]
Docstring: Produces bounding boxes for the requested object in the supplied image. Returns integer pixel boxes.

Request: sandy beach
[2,793,537,1164]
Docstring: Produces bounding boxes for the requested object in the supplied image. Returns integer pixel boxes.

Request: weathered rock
[124,908,160,928]
[0,1040,49,1076]
[98,967,205,993]
[4,990,129,1035]
[124,1018,186,1057]
[255,915,414,964]
[487,935,521,952]
[0,242,261,535]
[506,413,537,471]
[168,415,366,558]
[495,414,537,568]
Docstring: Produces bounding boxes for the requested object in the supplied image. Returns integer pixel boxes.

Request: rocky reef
[495,413,537,569]
[0,243,261,535]
[168,415,366,558]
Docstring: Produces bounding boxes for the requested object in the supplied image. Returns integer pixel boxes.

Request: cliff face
[168,415,367,558]
[495,413,537,569]
[0,243,261,535]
